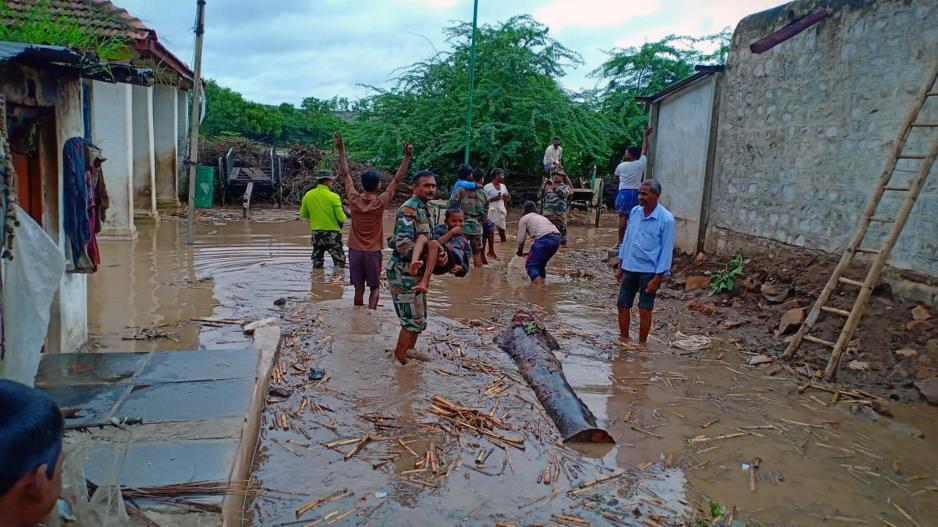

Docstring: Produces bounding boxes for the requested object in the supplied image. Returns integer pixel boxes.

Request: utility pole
[186,0,206,245]
[463,0,479,164]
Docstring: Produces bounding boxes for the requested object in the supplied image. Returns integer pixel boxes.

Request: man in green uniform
[448,169,489,268]
[540,167,572,245]
[300,170,348,268]
[388,170,442,365]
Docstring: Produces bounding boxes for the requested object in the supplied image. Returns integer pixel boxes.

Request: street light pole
[185,0,206,245]
[463,0,479,165]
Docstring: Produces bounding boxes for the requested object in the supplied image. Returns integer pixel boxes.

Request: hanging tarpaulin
[0,205,65,385]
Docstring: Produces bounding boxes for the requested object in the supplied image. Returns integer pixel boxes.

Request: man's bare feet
[414,282,429,293]
[409,260,423,276]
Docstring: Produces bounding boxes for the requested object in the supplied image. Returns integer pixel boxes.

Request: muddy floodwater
[89,209,938,526]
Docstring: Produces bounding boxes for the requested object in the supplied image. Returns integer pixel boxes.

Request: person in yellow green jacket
[299,170,348,268]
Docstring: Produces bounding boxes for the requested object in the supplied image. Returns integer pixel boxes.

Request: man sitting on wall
[0,379,66,527]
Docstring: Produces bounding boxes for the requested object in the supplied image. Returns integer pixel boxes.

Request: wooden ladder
[783,59,938,379]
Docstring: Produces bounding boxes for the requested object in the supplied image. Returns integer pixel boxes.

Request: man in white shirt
[516,201,561,285]
[543,136,562,174]
[483,167,510,247]
[614,127,652,246]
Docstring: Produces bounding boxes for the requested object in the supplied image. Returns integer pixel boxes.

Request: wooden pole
[185,0,207,245]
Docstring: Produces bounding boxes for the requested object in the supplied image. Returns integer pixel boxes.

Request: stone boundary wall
[708,0,938,279]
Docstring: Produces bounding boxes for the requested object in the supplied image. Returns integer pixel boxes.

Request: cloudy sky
[115,0,782,105]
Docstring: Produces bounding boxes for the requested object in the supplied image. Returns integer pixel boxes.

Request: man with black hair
[335,133,412,309]
[0,379,65,527]
[450,163,477,196]
[387,170,442,365]
[543,136,562,174]
[516,200,561,285]
[614,126,653,246]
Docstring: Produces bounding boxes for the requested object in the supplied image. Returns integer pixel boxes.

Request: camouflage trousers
[386,261,427,333]
[310,230,346,268]
[544,212,568,245]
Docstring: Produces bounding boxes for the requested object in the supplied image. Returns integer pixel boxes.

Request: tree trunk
[495,311,614,444]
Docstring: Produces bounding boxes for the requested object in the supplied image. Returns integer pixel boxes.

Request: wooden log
[495,311,614,444]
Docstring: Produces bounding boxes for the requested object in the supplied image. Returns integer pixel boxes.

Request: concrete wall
[708,0,938,277]
[650,75,719,254]
[132,85,157,220]
[0,64,88,355]
[90,81,136,238]
[152,85,178,209]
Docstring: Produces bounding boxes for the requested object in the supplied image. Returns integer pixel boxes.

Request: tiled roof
[1,0,192,80]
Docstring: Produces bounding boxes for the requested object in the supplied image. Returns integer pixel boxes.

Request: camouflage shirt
[388,195,432,265]
[540,183,571,214]
[448,187,489,236]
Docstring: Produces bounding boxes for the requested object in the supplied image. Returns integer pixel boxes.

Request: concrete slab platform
[35,327,281,527]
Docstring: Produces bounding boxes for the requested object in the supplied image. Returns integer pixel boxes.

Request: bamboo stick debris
[295,489,353,518]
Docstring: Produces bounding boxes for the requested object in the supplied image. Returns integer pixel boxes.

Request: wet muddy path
[89,209,938,526]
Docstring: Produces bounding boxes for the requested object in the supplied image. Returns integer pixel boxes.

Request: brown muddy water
[89,210,938,526]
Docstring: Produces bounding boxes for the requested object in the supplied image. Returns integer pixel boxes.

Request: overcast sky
[115,0,782,105]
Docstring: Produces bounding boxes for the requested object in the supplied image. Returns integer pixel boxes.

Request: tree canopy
[201,18,729,187]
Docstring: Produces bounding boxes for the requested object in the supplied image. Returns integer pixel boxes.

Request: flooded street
[89,209,938,526]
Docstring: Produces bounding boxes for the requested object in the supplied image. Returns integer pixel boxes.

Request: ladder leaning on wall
[783,59,938,380]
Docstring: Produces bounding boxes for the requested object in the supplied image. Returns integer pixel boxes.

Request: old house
[644,0,938,303]
[0,0,194,382]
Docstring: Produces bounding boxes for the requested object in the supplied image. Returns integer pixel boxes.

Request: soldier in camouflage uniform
[387,170,441,365]
[448,170,489,268]
[540,167,572,245]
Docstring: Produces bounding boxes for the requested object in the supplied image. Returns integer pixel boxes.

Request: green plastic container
[194,165,215,209]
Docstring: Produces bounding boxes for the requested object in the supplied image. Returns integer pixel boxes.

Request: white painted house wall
[152,85,178,209]
[90,81,135,238]
[650,75,719,254]
[132,85,156,220]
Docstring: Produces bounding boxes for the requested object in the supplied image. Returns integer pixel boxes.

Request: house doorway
[6,104,57,229]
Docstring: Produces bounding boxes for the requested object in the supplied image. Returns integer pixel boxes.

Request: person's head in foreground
[638,179,661,208]
[552,136,561,148]
[0,379,65,527]
[490,168,505,183]
[361,169,381,193]
[444,208,465,230]
[472,167,485,184]
[457,163,473,181]
[522,200,537,216]
[412,170,437,201]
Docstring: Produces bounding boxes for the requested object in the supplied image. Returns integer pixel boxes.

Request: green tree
[592,31,729,171]
[345,15,613,188]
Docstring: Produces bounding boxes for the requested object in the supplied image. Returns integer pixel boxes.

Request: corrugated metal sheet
[0,40,153,86]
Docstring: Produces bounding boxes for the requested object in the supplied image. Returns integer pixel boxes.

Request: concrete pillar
[152,85,178,209]
[176,88,189,199]
[90,81,136,239]
[132,85,157,221]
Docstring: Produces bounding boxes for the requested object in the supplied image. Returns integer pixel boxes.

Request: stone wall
[707,0,938,277]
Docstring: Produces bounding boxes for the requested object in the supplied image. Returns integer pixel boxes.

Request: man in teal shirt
[300,170,348,268]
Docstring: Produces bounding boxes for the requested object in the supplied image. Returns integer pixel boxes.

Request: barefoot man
[615,179,675,344]
[387,170,442,364]
[335,133,412,309]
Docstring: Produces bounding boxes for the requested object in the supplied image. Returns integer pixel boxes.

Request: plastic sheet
[0,205,66,385]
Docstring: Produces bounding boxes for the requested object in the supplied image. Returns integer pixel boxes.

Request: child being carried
[409,208,472,293]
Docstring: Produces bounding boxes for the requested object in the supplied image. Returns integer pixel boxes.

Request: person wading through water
[387,170,443,364]
[615,179,675,344]
[335,133,412,309]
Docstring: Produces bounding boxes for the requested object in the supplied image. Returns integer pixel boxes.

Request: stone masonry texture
[709,0,938,277]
